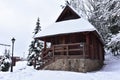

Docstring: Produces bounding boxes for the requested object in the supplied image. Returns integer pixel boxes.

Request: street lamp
[10,37,15,72]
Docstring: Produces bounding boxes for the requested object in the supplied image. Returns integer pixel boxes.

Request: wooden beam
[53,46,55,61]
[83,43,85,59]
[86,33,90,58]
[66,45,69,58]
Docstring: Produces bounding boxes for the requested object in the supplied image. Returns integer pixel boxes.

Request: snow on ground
[0,53,120,80]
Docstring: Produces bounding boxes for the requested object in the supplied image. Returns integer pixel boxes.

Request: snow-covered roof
[35,18,97,38]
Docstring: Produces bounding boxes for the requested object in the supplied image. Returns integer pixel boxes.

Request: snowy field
[0,53,120,80]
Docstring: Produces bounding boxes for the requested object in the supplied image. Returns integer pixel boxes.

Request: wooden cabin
[35,6,104,72]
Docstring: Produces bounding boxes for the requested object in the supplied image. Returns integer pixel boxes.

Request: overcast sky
[0,0,65,57]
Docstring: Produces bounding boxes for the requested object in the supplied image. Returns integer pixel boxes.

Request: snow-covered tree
[0,49,11,72]
[70,0,119,38]
[69,0,120,54]
[62,0,90,18]
[69,0,108,39]
[88,0,120,54]
[33,18,41,37]
[107,33,120,55]
[27,18,43,68]
[27,39,43,67]
[70,0,90,18]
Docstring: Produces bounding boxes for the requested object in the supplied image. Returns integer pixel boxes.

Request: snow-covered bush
[1,59,11,71]
[0,49,11,72]
[107,33,120,55]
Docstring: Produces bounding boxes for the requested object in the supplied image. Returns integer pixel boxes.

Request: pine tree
[27,18,43,68]
[33,18,41,37]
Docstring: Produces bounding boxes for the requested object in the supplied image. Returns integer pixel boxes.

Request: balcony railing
[38,42,86,69]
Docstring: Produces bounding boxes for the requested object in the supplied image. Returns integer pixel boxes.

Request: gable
[56,6,80,22]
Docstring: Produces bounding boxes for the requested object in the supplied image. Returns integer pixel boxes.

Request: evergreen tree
[69,0,120,55]
[33,18,41,37]
[88,0,120,54]
[27,18,43,68]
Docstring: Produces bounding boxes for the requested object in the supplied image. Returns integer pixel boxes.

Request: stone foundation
[43,58,103,72]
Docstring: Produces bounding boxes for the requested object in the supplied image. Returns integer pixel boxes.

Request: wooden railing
[54,43,84,54]
[38,42,86,69]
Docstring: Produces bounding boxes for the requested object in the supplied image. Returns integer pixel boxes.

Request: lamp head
[11,37,15,43]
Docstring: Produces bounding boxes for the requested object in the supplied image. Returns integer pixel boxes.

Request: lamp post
[10,37,15,72]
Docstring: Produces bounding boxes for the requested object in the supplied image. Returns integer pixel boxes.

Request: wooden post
[91,45,94,59]
[34,58,36,69]
[86,33,90,58]
[66,45,69,58]
[83,43,85,59]
[83,43,86,73]
[62,36,65,55]
[53,46,55,61]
